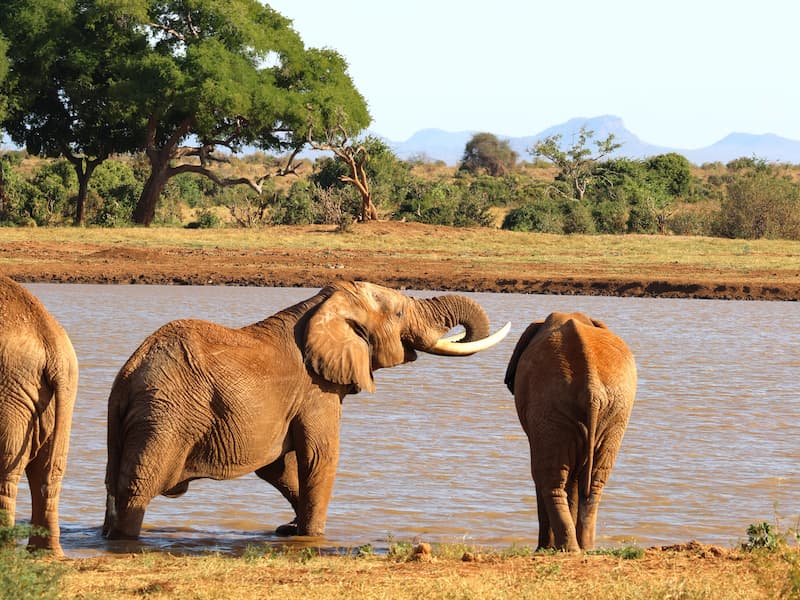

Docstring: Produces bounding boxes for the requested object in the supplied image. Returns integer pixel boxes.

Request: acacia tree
[459,132,518,176]
[0,0,144,225]
[530,126,622,201]
[107,0,370,225]
[309,127,379,221]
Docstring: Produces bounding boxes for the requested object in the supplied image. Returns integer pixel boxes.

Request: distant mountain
[385,115,800,166]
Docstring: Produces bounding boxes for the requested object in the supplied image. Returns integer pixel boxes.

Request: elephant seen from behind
[103,280,509,540]
[0,276,78,554]
[505,312,636,551]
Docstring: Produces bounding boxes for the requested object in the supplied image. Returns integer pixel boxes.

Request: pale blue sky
[268,0,800,149]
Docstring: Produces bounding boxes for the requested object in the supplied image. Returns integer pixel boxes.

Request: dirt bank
[1,223,798,300]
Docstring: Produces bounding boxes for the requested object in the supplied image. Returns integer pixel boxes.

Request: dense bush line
[1,149,799,240]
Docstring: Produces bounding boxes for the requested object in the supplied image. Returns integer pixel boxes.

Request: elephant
[103,280,510,540]
[504,312,636,552]
[0,276,78,554]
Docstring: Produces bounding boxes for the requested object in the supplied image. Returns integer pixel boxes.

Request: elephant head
[305,281,510,393]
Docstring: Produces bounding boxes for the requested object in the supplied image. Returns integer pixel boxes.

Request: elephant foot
[275,519,299,536]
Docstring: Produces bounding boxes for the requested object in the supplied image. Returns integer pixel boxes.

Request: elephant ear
[305,291,375,393]
[504,320,543,395]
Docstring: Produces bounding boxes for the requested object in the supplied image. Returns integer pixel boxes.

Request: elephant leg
[533,438,581,551]
[0,470,21,531]
[255,452,300,535]
[24,448,64,553]
[535,485,554,550]
[292,418,340,537]
[577,438,619,550]
[0,427,29,534]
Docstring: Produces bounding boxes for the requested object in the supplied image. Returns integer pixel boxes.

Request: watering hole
[14,284,800,556]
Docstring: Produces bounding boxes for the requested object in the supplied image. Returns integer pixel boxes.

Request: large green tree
[0,0,144,224]
[111,0,370,225]
[1,1,370,226]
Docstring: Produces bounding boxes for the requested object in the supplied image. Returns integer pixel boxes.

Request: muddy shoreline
[1,234,798,300]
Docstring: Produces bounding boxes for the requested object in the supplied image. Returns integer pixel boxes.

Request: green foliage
[587,545,645,559]
[0,513,65,600]
[645,153,693,197]
[742,522,782,552]
[591,200,629,234]
[715,161,800,239]
[14,159,77,225]
[87,159,141,226]
[394,181,494,227]
[530,126,622,200]
[502,198,565,233]
[459,132,518,176]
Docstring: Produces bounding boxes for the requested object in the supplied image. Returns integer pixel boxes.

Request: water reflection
[13,284,800,556]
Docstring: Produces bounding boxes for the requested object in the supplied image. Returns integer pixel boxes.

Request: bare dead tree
[308,125,378,222]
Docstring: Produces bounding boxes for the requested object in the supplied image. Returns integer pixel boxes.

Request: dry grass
[57,544,800,599]
[1,223,797,287]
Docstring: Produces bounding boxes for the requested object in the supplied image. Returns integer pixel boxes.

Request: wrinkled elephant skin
[103,280,508,540]
[0,276,78,554]
[505,312,636,551]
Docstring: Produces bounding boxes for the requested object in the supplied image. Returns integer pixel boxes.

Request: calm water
[13,284,800,556]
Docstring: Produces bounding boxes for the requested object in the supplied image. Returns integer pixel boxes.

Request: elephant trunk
[408,295,509,355]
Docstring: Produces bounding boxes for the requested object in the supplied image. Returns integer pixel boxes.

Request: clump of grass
[0,512,65,600]
[587,544,645,560]
[742,521,784,552]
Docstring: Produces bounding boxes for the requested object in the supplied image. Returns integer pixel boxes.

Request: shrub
[562,201,596,234]
[502,199,565,233]
[592,200,629,234]
[742,522,782,552]
[716,165,800,239]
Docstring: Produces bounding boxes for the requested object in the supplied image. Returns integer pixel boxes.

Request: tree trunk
[63,152,102,226]
[133,161,170,226]
[73,162,97,226]
[0,161,7,219]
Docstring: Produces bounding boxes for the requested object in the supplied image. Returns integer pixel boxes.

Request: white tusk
[439,330,467,344]
[427,322,511,356]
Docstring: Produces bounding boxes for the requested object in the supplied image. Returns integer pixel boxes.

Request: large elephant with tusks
[505,311,636,551]
[103,281,509,540]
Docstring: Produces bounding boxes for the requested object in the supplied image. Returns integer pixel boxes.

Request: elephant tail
[43,344,79,496]
[582,388,601,500]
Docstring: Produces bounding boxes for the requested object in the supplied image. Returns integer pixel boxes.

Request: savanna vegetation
[2,511,800,599]
[0,2,799,240]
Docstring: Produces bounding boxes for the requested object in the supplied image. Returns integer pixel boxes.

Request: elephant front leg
[293,420,340,537]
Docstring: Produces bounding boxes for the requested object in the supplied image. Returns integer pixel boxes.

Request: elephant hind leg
[534,468,580,552]
[0,471,21,532]
[256,452,300,535]
[25,449,64,553]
